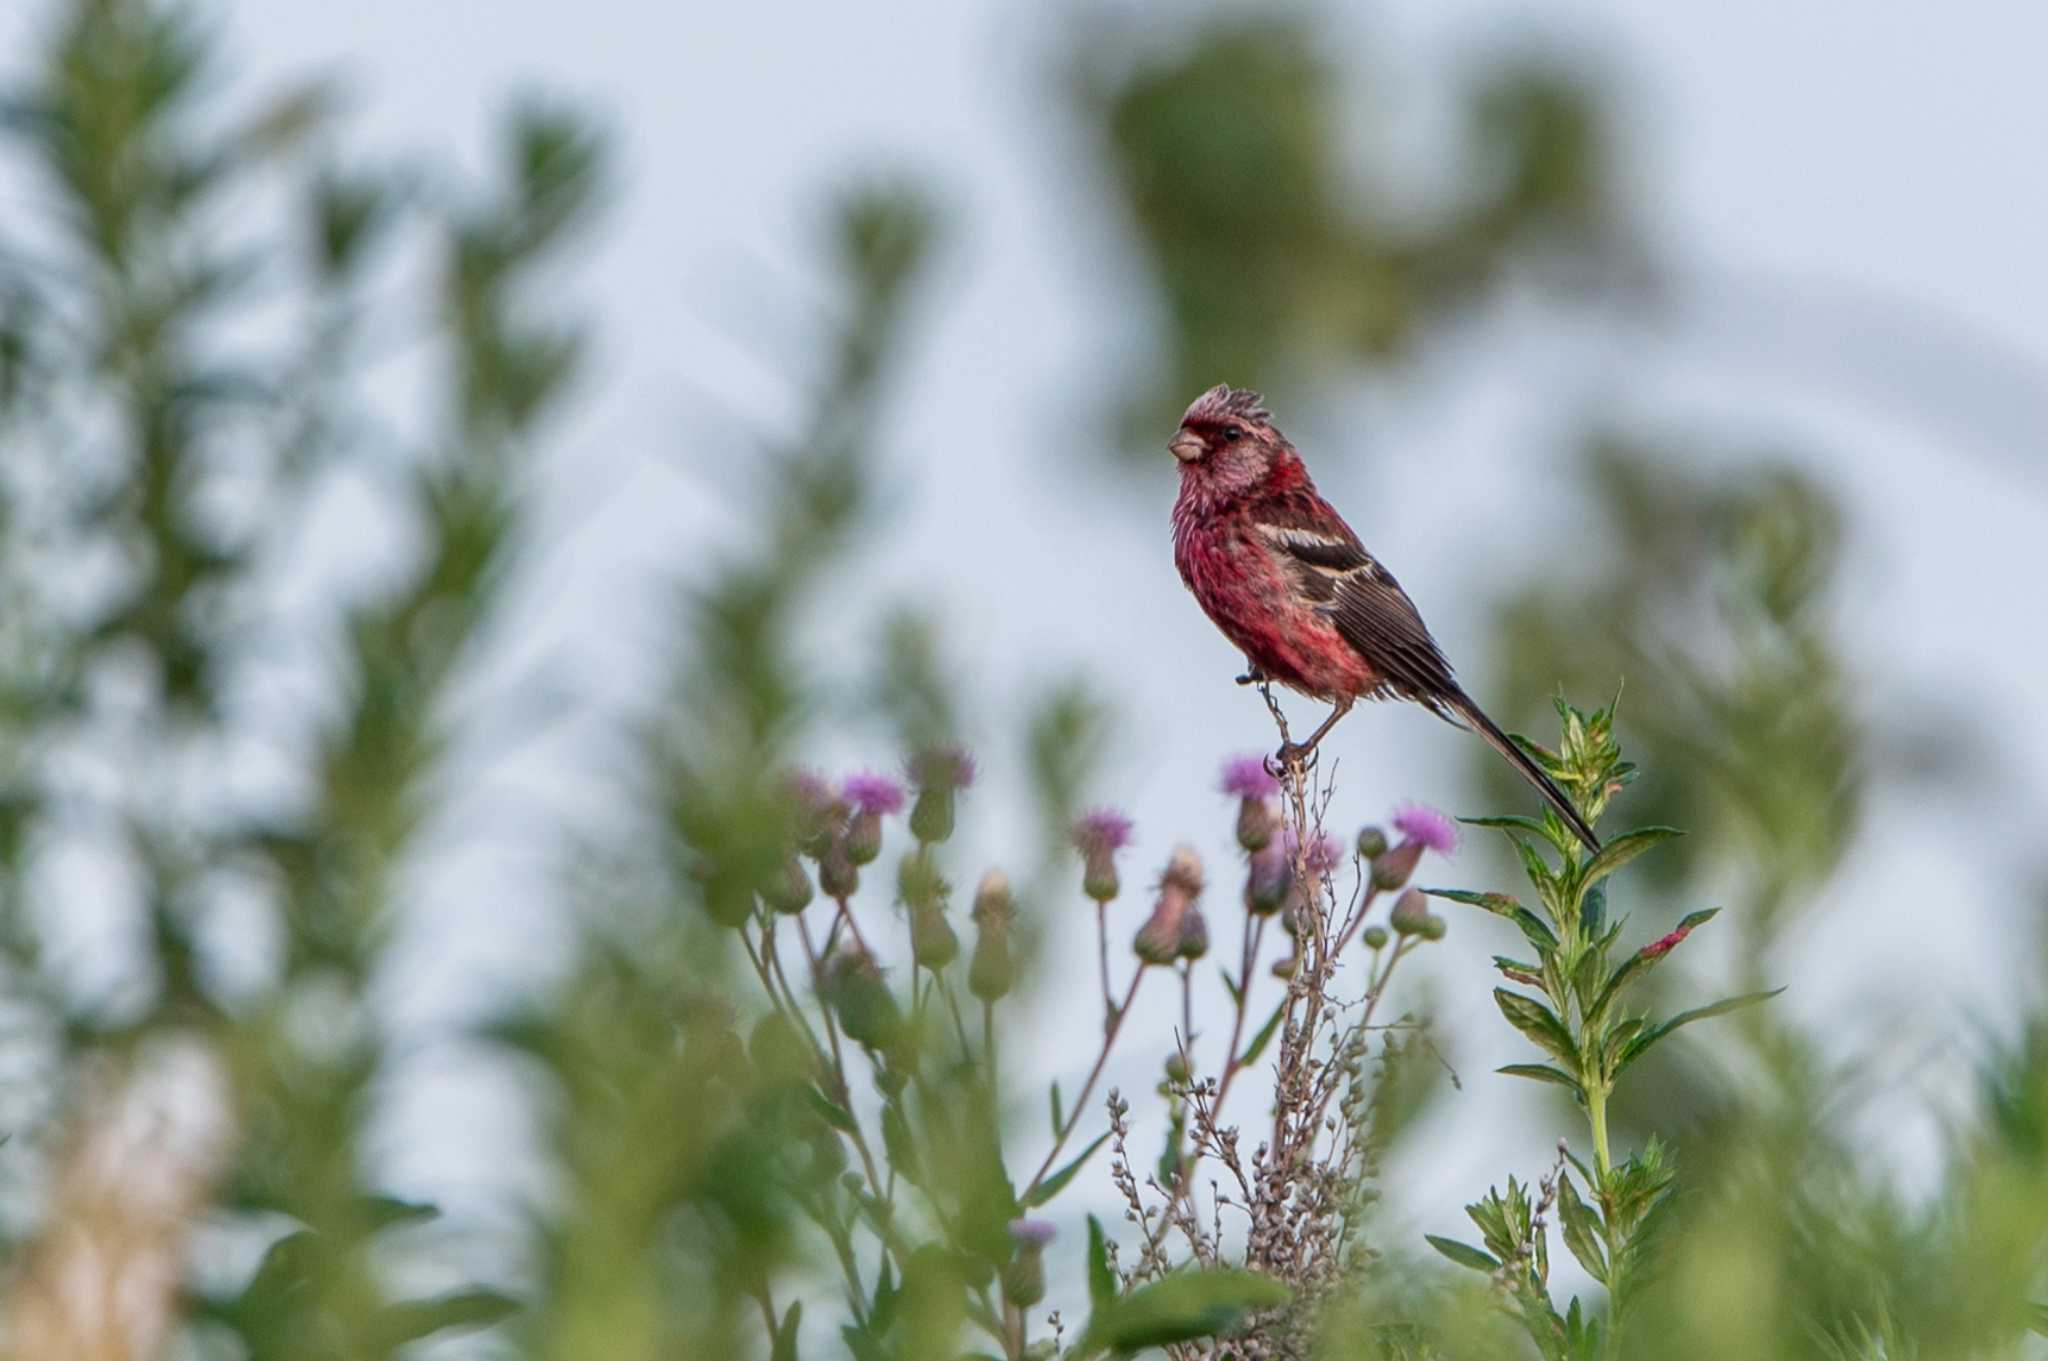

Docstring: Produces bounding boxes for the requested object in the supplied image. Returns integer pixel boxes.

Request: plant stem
[1588,1081,1613,1181]
[1023,965,1147,1199]
[1096,901,1113,1024]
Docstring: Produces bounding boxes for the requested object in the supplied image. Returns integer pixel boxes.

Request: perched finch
[1168,384,1601,853]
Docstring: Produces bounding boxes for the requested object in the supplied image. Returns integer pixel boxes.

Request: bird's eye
[1223,425,1244,442]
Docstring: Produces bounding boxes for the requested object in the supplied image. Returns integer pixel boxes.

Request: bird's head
[1168,385,1298,497]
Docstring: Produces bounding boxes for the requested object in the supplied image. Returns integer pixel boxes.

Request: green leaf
[1494,989,1579,1068]
[841,1323,885,1361]
[1079,1268,1291,1355]
[772,1301,802,1361]
[1087,1215,1117,1311]
[870,1258,898,1335]
[1425,1234,1500,1273]
[1218,966,1243,1007]
[1025,1130,1110,1207]
[1507,834,1558,894]
[1497,1063,1584,1100]
[1461,813,1567,851]
[1239,1000,1287,1067]
[1555,1173,1608,1285]
[1576,888,1607,951]
[805,1085,858,1134]
[1050,1081,1064,1139]
[2026,1302,2048,1339]
[1621,989,1785,1068]
[1578,827,1682,895]
[1426,887,1558,955]
[1591,908,1720,1022]
[882,1103,923,1186]
[380,1289,519,1345]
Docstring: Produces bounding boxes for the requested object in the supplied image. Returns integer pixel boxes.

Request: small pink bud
[1243,843,1291,916]
[1389,887,1431,936]
[1371,842,1422,891]
[1135,845,1203,965]
[1640,923,1693,961]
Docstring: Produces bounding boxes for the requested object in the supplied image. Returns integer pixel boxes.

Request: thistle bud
[761,853,814,915]
[969,869,1016,1001]
[1355,824,1388,860]
[972,868,1013,927]
[909,788,954,844]
[839,774,903,866]
[906,746,976,844]
[1389,887,1431,937]
[910,900,959,969]
[1361,924,1389,951]
[1419,912,1448,941]
[819,839,860,898]
[825,949,901,1051]
[1003,1219,1056,1308]
[844,809,883,865]
[1370,841,1422,891]
[899,849,944,911]
[1164,1052,1190,1083]
[1134,846,1204,965]
[1219,756,1282,853]
[969,929,1014,1001]
[1236,798,1276,853]
[1177,905,1210,961]
[1243,842,1291,916]
[1271,954,1297,979]
[1072,808,1134,904]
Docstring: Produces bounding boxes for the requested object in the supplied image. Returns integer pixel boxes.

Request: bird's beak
[1168,431,1204,463]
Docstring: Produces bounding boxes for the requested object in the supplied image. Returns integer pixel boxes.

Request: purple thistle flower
[1071,807,1134,857]
[1007,1217,1057,1250]
[1219,754,1281,801]
[907,744,977,791]
[842,771,906,816]
[1391,802,1459,856]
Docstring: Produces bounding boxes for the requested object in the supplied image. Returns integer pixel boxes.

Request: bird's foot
[1234,666,1267,687]
[1268,740,1317,774]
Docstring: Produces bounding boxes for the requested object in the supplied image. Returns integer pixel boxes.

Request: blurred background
[1,0,2045,1357]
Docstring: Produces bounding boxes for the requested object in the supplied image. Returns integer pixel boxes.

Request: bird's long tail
[1443,692,1601,854]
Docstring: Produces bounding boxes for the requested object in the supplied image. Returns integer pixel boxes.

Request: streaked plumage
[1168,384,1600,853]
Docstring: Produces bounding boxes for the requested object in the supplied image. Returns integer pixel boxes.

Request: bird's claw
[1268,741,1315,775]
[1234,668,1266,687]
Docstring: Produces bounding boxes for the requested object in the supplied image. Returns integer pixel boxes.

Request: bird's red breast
[1172,475,1383,702]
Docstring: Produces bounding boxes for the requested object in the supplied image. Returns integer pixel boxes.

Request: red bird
[1168,384,1601,853]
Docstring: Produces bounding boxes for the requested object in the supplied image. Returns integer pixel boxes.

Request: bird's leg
[1274,696,1354,768]
[1234,659,1267,686]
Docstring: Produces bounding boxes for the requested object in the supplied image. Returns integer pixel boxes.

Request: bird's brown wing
[1251,510,1460,708]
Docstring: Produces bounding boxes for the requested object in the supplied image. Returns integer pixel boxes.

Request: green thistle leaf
[1426,1234,1501,1273]
[1494,988,1579,1068]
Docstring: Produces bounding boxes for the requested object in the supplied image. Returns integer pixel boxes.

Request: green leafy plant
[1423,698,1779,1357]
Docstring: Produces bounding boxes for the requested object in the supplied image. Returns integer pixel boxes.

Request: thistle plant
[1423,698,1781,1357]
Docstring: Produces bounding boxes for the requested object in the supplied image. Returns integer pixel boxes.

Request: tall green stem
[1587,1081,1612,1181]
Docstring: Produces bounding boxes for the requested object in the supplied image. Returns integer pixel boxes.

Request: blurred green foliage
[1067,19,1628,449]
